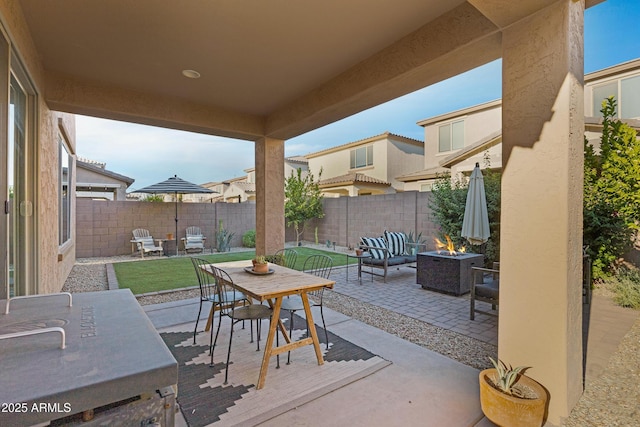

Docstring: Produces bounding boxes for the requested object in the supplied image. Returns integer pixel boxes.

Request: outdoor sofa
[359,231,423,282]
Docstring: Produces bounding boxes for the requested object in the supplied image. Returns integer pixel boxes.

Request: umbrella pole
[175,194,179,256]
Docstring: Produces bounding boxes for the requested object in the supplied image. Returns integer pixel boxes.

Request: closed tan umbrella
[461,163,490,246]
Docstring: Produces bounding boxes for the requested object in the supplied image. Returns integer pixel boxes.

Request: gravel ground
[63,256,639,426]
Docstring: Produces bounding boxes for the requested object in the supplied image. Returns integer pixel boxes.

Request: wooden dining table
[203,260,335,389]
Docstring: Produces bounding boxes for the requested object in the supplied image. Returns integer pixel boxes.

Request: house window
[592,75,640,119]
[350,145,373,169]
[621,75,640,119]
[592,82,617,117]
[438,120,464,152]
[420,183,433,192]
[59,134,72,245]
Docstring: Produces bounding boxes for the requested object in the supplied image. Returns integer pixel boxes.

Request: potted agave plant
[479,358,548,427]
[251,255,269,273]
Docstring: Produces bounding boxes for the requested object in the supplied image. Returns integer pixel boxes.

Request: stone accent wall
[77,191,438,257]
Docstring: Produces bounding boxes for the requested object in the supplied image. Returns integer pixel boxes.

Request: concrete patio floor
[146,295,488,427]
[142,263,638,426]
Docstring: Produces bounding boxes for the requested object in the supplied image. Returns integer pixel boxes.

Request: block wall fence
[75,191,439,257]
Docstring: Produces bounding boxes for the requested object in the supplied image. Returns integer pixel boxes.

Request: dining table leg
[256,296,283,390]
[204,306,214,332]
[300,292,325,365]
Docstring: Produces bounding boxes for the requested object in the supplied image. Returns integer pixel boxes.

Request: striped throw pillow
[360,236,388,260]
[384,231,406,256]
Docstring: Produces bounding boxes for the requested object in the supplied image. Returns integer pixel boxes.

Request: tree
[142,194,165,202]
[285,168,324,246]
[584,96,640,278]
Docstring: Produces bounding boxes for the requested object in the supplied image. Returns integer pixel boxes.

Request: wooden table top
[207,260,335,302]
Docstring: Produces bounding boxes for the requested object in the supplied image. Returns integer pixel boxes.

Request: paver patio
[330,263,498,346]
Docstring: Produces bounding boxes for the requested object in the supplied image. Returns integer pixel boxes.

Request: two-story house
[305,132,423,197]
[399,58,640,191]
[205,156,309,202]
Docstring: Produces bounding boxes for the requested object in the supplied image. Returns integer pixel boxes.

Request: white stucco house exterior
[399,58,640,191]
[305,132,424,197]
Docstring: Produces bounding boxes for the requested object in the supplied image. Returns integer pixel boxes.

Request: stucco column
[500,1,583,424]
[255,137,285,255]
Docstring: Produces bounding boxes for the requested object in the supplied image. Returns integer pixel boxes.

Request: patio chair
[280,254,332,364]
[470,265,500,320]
[190,257,248,345]
[182,226,206,253]
[270,248,298,269]
[209,265,275,385]
[131,228,163,258]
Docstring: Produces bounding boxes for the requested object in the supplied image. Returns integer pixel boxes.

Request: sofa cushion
[384,231,406,256]
[363,256,407,266]
[137,237,160,252]
[401,255,417,263]
[360,236,388,259]
[475,281,499,300]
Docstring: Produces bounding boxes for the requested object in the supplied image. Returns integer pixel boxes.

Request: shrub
[264,253,285,266]
[584,97,640,279]
[242,229,256,248]
[215,220,234,252]
[142,194,164,202]
[607,266,640,309]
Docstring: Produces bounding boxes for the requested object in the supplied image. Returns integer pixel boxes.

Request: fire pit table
[0,289,177,426]
[417,251,484,296]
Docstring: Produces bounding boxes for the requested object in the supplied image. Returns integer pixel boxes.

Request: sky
[76,0,640,191]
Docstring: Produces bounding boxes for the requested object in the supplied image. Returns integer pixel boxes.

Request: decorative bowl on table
[244,266,274,275]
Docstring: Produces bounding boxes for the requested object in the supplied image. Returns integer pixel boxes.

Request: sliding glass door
[1,30,36,299]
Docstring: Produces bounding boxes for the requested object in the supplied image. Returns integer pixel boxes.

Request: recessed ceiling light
[182,69,201,79]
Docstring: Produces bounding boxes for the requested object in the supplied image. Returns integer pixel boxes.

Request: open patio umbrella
[136,175,215,255]
[461,163,490,246]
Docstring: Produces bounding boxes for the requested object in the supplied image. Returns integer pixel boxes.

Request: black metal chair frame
[190,257,247,346]
[280,254,332,364]
[209,265,277,384]
[272,248,298,269]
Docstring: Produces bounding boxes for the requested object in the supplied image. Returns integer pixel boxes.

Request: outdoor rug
[160,313,391,427]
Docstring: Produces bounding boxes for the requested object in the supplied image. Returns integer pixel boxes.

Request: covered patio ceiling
[17,0,600,143]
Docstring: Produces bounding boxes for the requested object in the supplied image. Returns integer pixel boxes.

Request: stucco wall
[307,147,349,179]
[386,138,424,188]
[41,112,77,294]
[0,1,77,294]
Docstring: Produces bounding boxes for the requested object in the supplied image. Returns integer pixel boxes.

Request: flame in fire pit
[434,235,466,256]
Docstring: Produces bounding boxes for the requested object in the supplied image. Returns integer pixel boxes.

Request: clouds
[76,116,255,189]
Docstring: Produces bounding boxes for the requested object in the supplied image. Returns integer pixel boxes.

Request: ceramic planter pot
[253,263,268,273]
[479,369,548,427]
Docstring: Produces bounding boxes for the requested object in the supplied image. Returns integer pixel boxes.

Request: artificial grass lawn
[113,247,355,295]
